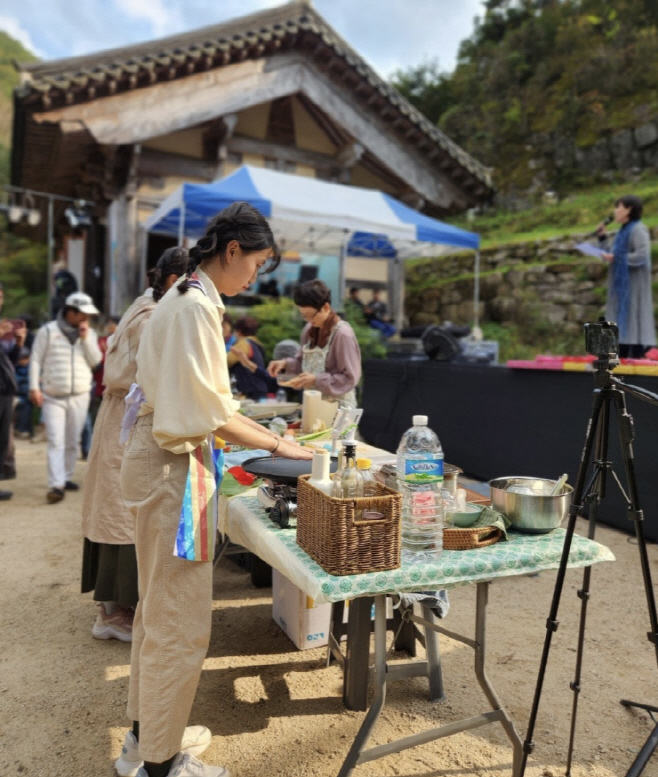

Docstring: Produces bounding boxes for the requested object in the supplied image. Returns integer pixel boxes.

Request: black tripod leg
[565,394,612,775]
[609,391,658,777]
[519,389,607,776]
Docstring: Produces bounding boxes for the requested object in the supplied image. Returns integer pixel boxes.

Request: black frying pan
[242,455,337,487]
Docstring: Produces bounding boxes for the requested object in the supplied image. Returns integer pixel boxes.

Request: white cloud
[113,0,182,37]
[0,14,45,57]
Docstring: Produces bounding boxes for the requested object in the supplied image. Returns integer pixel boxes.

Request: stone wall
[405,231,658,336]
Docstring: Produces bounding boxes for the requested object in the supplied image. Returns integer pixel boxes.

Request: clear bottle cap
[412,415,428,425]
[356,458,372,469]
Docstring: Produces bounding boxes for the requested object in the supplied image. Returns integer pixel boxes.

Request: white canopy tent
[145,165,481,330]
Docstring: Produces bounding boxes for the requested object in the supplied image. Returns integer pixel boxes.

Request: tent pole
[338,241,347,312]
[392,256,404,335]
[473,249,481,334]
[178,201,186,247]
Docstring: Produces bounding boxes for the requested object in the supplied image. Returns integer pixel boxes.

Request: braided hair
[147,246,189,301]
[178,201,280,294]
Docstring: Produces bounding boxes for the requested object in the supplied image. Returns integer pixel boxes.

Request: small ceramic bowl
[449,503,483,528]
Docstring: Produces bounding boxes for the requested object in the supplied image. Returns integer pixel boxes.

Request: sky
[0,0,487,79]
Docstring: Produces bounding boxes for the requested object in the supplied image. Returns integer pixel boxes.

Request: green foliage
[0,228,48,321]
[447,174,658,245]
[481,319,583,362]
[0,29,38,178]
[390,0,658,192]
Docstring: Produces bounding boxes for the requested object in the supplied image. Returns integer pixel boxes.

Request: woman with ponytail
[117,202,311,777]
[81,246,189,644]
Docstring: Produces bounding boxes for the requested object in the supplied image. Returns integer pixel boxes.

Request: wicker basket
[443,525,502,550]
[296,475,402,575]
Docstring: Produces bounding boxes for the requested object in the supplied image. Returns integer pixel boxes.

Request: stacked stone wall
[405,230,658,337]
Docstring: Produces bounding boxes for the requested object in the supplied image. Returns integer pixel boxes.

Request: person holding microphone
[597,194,656,358]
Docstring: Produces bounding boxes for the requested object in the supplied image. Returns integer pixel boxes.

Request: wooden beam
[137,148,217,181]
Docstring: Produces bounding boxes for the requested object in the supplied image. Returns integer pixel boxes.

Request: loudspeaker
[421,326,461,361]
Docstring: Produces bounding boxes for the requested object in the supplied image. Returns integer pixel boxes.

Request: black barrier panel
[360,359,658,541]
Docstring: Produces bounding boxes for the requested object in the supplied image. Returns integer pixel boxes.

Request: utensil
[489,476,572,534]
[550,473,569,496]
[449,503,484,528]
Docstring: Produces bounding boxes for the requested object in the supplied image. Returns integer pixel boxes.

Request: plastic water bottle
[396,415,444,563]
[276,388,287,403]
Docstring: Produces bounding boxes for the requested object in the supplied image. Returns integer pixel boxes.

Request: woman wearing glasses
[267,279,361,408]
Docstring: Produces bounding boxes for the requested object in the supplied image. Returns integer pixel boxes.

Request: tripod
[519,349,658,777]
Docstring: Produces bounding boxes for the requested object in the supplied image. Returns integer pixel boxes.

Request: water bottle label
[403,457,444,483]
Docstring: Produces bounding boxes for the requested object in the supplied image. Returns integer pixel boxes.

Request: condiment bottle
[308,449,333,496]
[356,458,377,497]
[332,442,364,499]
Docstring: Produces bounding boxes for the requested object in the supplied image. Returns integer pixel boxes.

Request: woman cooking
[266,279,361,408]
[117,202,311,777]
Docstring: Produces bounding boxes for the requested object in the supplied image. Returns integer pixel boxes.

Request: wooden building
[11,0,493,314]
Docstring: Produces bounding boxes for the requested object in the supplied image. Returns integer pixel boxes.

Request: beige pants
[120,414,213,763]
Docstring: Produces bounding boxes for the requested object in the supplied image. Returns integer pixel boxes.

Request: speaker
[421,326,461,361]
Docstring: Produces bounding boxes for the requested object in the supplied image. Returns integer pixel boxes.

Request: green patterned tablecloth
[221,494,615,605]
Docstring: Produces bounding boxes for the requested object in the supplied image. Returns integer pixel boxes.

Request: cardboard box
[272,569,334,650]
[272,570,394,650]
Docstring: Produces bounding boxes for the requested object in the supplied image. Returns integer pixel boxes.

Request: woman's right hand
[276,437,314,460]
[267,359,287,377]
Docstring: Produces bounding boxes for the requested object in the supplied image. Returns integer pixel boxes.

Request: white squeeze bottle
[308,449,333,496]
[396,415,444,563]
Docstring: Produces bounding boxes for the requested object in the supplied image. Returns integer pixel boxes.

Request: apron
[120,273,224,562]
[302,320,356,409]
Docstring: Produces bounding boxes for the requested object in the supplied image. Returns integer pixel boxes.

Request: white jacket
[29,320,102,397]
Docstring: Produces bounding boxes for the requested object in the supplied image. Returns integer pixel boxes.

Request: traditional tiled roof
[14,0,493,196]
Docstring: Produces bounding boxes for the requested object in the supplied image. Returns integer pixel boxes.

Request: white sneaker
[115,727,213,777]
[134,752,230,777]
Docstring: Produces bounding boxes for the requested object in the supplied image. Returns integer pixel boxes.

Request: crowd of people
[1,194,655,777]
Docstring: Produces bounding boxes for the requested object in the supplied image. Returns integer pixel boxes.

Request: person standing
[267,279,362,408]
[597,195,656,358]
[0,283,28,493]
[29,291,102,503]
[118,202,312,777]
[81,248,189,648]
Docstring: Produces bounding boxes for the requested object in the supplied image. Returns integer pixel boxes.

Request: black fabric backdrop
[360,359,658,541]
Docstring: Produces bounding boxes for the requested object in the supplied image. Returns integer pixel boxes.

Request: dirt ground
[2,436,658,777]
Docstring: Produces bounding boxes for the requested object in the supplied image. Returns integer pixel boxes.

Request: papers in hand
[575,242,607,260]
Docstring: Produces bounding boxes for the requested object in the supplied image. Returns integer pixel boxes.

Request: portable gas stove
[242,455,338,529]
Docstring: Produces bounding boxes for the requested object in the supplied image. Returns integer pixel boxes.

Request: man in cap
[29,291,102,503]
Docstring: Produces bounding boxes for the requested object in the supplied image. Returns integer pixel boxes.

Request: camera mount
[519,321,658,777]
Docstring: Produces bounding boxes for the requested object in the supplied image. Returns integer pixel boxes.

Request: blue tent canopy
[145,165,479,257]
[144,165,482,327]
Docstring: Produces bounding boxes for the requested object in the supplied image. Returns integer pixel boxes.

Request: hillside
[0,30,37,184]
[392,0,658,197]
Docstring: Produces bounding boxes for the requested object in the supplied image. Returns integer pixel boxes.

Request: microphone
[584,215,613,239]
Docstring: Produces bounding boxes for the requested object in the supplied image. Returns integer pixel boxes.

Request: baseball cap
[65,292,100,315]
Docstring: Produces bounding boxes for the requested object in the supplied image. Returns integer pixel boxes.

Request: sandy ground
[2,436,658,777]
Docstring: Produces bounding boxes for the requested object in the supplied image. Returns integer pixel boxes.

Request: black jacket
[0,343,18,397]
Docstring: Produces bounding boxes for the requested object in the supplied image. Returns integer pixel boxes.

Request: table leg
[474,582,523,777]
[421,605,445,702]
[337,594,388,777]
[343,597,374,711]
[327,601,346,669]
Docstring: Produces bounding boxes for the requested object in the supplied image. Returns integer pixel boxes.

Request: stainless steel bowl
[489,476,572,534]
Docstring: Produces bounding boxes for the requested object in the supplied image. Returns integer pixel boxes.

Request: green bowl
[449,503,484,528]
